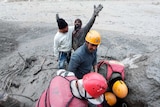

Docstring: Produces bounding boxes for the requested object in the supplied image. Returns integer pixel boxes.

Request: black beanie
[57,18,68,29]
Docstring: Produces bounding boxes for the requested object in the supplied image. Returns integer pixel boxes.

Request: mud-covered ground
[0,20,56,59]
[0,1,160,107]
[0,21,18,59]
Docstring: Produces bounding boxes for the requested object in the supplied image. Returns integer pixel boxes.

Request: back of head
[85,30,101,45]
[83,72,107,98]
[57,18,68,29]
[112,80,128,98]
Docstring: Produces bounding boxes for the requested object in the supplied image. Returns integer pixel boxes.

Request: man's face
[59,26,68,33]
[74,20,82,30]
[86,42,98,53]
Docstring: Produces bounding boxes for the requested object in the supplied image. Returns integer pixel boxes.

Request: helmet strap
[76,80,93,100]
[76,80,85,100]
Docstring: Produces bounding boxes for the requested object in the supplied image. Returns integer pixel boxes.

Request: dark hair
[74,18,82,24]
[57,18,68,29]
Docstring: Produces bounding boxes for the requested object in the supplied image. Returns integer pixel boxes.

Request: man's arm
[53,34,59,58]
[93,65,98,73]
[56,13,60,21]
[93,51,98,72]
[83,4,103,33]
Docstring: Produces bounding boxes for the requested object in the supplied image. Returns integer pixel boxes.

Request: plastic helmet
[112,80,128,98]
[83,72,107,98]
[105,92,117,106]
[85,30,101,45]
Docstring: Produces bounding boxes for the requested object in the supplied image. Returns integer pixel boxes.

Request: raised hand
[94,4,103,16]
[56,13,60,21]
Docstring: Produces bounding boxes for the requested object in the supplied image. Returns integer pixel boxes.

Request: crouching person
[36,69,108,107]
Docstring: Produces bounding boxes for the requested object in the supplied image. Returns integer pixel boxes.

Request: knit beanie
[57,18,68,29]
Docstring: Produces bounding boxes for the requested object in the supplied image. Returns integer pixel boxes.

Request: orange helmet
[85,30,101,45]
[105,92,117,106]
[83,72,107,98]
[112,80,128,98]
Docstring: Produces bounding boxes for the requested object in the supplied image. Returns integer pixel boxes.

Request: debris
[18,52,31,68]
[33,57,46,75]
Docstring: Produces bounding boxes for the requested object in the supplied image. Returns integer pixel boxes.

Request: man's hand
[56,13,60,21]
[94,65,98,73]
[94,4,103,16]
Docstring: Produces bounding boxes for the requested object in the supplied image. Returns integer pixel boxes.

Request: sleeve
[56,69,75,77]
[92,52,97,66]
[53,33,59,58]
[68,53,81,74]
[82,4,103,39]
[78,10,97,46]
[83,14,96,34]
[56,13,60,22]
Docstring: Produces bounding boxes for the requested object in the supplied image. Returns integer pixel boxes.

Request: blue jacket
[68,43,97,79]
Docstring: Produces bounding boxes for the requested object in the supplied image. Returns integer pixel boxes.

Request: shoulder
[73,46,84,56]
[68,26,74,31]
[71,46,85,60]
[54,31,61,38]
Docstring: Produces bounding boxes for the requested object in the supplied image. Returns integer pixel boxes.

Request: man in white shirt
[53,15,74,69]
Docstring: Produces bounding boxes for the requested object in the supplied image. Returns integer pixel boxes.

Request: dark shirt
[68,44,97,79]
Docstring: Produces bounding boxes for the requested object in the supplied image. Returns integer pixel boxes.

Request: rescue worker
[36,69,108,107]
[72,4,103,50]
[53,14,74,69]
[97,60,129,107]
[68,30,101,79]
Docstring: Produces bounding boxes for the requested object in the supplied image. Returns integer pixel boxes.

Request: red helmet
[83,72,108,98]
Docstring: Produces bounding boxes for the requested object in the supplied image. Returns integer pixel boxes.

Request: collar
[84,43,91,54]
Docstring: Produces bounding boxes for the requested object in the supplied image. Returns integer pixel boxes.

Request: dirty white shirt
[53,26,74,57]
[56,70,91,98]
